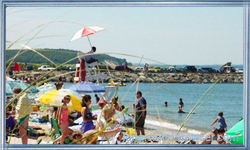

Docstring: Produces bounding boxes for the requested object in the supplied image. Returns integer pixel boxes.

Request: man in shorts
[133,91,147,136]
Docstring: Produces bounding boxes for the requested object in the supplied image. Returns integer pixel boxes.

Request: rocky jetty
[18,71,243,84]
[103,72,243,84]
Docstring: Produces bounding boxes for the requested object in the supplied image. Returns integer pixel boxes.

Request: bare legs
[19,117,29,144]
[54,122,68,144]
[136,129,145,136]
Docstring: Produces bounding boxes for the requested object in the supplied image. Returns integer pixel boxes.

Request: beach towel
[51,118,61,139]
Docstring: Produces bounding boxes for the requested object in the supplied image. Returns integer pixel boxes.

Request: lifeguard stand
[74,52,107,84]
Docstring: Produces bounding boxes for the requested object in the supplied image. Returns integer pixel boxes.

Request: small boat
[108,80,126,86]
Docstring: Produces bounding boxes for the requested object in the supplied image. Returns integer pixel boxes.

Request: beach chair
[51,118,72,144]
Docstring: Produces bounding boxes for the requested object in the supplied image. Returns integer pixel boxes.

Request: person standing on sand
[80,95,97,134]
[54,95,71,144]
[53,82,63,119]
[211,111,227,130]
[133,91,147,136]
[13,87,33,144]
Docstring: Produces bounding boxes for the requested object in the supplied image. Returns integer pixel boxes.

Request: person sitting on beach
[198,128,226,144]
[12,87,33,144]
[217,128,226,144]
[85,46,98,64]
[79,104,121,144]
[95,94,100,104]
[72,133,83,144]
[96,104,121,144]
[115,132,123,144]
[6,112,17,143]
[178,98,184,113]
[110,96,120,111]
[6,112,17,134]
[211,111,227,130]
[80,95,97,134]
[120,105,128,113]
[130,114,135,118]
[198,128,218,144]
[98,99,107,109]
[54,95,71,144]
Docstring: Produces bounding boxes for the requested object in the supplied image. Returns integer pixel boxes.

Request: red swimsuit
[60,107,68,125]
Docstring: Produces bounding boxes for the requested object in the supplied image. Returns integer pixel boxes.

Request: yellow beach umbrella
[38,90,82,111]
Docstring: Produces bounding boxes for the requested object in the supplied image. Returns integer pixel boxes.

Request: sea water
[117,83,243,134]
[64,83,243,134]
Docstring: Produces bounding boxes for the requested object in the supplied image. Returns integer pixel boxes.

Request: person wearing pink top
[54,95,71,144]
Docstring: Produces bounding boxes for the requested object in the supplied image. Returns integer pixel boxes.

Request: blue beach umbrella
[68,82,105,93]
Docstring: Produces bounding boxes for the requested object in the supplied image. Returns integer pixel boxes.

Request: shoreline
[144,115,206,135]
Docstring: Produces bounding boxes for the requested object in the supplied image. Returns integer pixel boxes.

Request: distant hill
[6,49,132,65]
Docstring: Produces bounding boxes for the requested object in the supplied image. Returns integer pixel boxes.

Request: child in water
[211,111,227,130]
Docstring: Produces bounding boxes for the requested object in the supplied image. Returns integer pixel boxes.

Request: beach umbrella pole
[87,36,92,48]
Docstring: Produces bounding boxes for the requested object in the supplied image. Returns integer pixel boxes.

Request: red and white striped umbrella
[70,26,105,42]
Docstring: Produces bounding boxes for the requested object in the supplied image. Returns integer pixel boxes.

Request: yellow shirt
[15,93,33,119]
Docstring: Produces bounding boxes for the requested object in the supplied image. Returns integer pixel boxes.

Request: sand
[7,121,185,145]
[6,111,214,145]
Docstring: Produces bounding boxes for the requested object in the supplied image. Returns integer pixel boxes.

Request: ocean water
[106,83,243,134]
[64,83,243,134]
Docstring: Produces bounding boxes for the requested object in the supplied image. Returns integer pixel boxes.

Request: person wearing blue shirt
[133,91,147,136]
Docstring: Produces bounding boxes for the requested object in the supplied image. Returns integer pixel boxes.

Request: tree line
[6,48,131,65]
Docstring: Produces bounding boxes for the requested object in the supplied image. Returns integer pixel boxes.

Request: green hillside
[6,49,131,65]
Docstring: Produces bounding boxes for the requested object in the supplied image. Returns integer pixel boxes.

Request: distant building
[220,62,235,73]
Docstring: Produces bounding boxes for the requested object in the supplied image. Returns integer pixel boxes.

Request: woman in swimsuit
[54,95,71,144]
[80,95,97,133]
[211,111,227,130]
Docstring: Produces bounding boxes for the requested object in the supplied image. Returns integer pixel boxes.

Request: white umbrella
[70,26,105,47]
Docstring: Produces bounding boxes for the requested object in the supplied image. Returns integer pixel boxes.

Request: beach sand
[6,111,209,145]
[7,121,198,145]
[7,122,53,144]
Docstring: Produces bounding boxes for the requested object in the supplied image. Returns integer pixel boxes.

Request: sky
[6,7,243,65]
